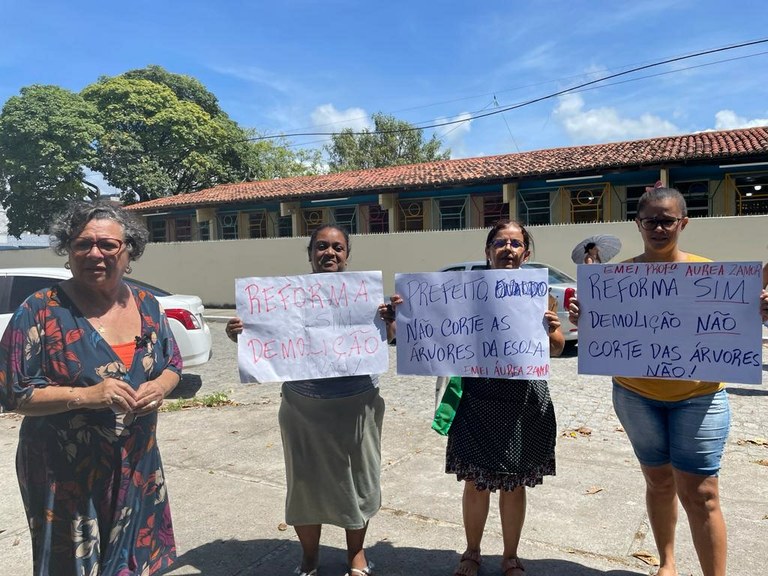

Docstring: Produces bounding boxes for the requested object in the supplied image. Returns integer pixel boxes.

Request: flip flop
[454,549,481,576]
[345,560,374,576]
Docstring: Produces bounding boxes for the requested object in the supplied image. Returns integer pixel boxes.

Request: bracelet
[66,387,81,411]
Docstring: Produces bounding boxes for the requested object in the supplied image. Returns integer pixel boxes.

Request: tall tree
[119,66,322,178]
[325,112,450,172]
[0,85,103,236]
[0,66,322,234]
[82,68,321,202]
[82,76,241,201]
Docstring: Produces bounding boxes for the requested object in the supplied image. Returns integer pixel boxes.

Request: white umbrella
[571,234,622,264]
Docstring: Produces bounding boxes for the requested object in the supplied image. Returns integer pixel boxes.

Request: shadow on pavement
[727,386,768,396]
[169,538,644,576]
[168,374,203,399]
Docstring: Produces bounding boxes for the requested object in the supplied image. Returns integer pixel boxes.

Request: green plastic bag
[431,376,463,436]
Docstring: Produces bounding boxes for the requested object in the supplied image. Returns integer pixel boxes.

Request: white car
[438,261,578,343]
[0,267,212,367]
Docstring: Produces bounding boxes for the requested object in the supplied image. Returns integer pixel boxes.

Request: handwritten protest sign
[235,271,388,382]
[395,269,550,379]
[577,261,763,384]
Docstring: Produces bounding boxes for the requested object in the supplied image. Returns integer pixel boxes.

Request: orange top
[111,341,135,370]
[613,253,724,402]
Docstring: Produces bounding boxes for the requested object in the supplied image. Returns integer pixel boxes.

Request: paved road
[1,313,767,575]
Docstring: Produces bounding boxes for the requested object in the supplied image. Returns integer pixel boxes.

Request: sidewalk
[1,318,767,575]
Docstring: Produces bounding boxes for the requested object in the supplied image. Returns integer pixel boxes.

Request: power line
[249,37,768,142]
[270,48,768,152]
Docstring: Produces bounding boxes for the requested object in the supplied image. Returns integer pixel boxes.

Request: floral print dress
[0,284,183,576]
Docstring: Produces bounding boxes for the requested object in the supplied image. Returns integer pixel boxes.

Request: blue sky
[1,0,767,164]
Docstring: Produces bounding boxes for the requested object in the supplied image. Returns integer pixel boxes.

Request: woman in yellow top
[569,186,768,576]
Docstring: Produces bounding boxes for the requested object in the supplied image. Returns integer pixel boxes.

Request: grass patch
[161,391,236,411]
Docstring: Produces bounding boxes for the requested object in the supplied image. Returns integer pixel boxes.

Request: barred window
[248,211,267,238]
[174,216,192,241]
[438,197,467,230]
[517,190,551,225]
[219,213,238,240]
[333,206,358,234]
[625,186,647,220]
[199,221,210,241]
[675,180,709,217]
[398,200,424,231]
[149,219,166,242]
[481,194,506,227]
[569,188,603,223]
[278,215,293,237]
[368,204,389,233]
[302,209,325,235]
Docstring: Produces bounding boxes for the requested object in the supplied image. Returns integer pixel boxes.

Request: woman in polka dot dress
[448,219,565,576]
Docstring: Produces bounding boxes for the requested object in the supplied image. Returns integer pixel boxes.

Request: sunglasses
[637,217,682,231]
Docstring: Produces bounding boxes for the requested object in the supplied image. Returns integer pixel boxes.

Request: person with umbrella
[570,234,622,265]
[583,242,601,264]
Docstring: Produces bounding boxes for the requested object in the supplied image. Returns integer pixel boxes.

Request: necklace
[90,310,111,334]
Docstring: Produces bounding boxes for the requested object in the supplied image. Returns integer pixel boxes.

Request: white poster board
[395,269,550,379]
[577,261,763,384]
[235,271,388,382]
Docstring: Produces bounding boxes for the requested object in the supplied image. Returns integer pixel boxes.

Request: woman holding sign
[446,219,564,576]
[226,224,396,576]
[569,186,768,576]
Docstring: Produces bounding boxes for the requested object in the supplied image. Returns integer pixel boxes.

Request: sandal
[293,567,318,576]
[345,561,374,576]
[454,549,481,576]
[501,556,525,576]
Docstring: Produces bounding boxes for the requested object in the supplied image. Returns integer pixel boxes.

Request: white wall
[2,215,766,306]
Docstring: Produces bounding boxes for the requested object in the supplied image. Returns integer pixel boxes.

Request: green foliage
[325,112,450,172]
[241,130,324,180]
[161,391,234,411]
[82,76,235,201]
[0,85,103,236]
[0,65,322,233]
[121,65,224,117]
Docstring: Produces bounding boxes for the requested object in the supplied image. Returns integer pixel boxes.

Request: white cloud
[553,93,679,143]
[435,112,472,155]
[310,104,372,132]
[714,110,768,130]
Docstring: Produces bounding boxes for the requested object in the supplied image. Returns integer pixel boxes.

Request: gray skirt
[279,383,385,529]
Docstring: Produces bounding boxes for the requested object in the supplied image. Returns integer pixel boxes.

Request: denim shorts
[612,382,730,476]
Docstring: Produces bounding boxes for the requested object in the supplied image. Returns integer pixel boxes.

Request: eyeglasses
[637,217,682,231]
[69,237,125,256]
[490,238,525,250]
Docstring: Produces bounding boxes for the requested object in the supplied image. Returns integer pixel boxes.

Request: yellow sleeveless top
[613,253,724,401]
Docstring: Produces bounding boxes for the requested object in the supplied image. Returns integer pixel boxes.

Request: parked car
[438,261,578,342]
[0,268,212,367]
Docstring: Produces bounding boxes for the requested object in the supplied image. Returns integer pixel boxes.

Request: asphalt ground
[1,311,767,576]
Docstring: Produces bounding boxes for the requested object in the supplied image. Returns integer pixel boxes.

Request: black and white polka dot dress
[445,377,556,491]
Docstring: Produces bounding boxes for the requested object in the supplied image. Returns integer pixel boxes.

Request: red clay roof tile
[127,126,768,212]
